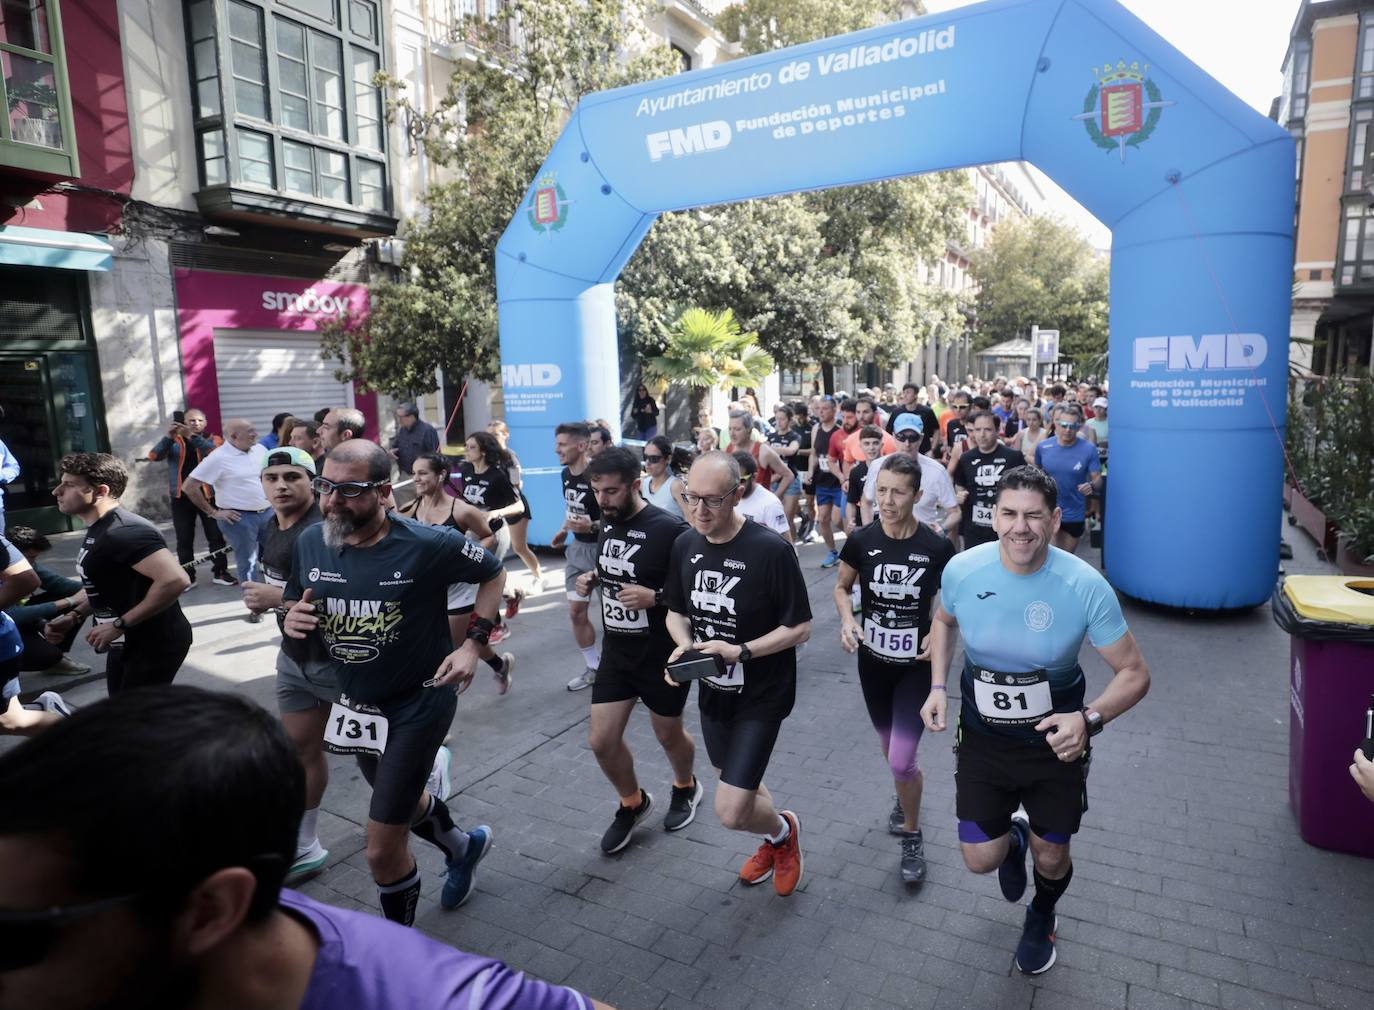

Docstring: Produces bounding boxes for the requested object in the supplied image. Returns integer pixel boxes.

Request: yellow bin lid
[1283,576,1374,626]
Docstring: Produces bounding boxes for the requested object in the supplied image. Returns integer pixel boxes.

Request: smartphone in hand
[666,650,727,682]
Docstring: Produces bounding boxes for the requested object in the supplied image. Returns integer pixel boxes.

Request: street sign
[1034,327,1060,363]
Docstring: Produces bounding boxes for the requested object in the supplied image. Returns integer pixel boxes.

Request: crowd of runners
[0,374,1157,1007]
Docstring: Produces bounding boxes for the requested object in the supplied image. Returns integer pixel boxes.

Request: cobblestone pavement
[26,520,1374,1009]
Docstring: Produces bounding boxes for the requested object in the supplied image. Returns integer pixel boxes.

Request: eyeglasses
[894,432,922,442]
[682,485,738,510]
[643,454,665,463]
[311,477,384,498]
[952,404,970,410]
[0,892,146,971]
[1058,422,1082,430]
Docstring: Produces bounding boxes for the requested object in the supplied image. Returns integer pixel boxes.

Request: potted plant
[1335,502,1374,577]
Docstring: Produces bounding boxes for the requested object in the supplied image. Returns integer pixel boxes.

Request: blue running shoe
[820,550,841,568]
[998,813,1029,902]
[441,825,492,910]
[1015,905,1058,974]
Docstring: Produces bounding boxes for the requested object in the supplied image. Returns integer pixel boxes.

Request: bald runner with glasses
[663,452,812,897]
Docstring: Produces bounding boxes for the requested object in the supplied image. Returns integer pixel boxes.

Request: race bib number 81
[971,672,1052,726]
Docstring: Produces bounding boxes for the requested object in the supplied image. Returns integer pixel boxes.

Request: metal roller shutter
[212,329,354,435]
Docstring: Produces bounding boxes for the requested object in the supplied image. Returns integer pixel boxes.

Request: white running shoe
[494,652,515,695]
[285,839,329,885]
[426,745,453,801]
[566,668,596,692]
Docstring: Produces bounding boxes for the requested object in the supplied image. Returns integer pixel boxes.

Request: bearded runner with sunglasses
[282,440,505,927]
[921,465,1149,975]
[663,451,812,896]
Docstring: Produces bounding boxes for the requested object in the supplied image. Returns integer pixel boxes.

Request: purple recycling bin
[1275,580,1374,858]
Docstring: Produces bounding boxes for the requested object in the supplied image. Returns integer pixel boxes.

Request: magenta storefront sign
[173,269,377,438]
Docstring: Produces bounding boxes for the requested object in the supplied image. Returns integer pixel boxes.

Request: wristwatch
[1082,707,1104,737]
[113,616,128,631]
[737,642,752,664]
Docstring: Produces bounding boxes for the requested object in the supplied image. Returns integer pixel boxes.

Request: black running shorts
[590,646,689,718]
[954,720,1090,842]
[699,713,782,791]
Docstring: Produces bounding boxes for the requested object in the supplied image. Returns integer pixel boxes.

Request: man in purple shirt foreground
[0,686,613,1010]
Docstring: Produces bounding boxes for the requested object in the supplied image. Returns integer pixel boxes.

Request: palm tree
[644,308,774,427]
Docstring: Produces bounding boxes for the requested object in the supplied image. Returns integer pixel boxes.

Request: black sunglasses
[643,453,665,462]
[311,477,384,498]
[895,432,922,442]
[0,892,146,971]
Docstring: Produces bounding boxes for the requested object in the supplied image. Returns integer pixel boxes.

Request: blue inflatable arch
[495,0,1294,610]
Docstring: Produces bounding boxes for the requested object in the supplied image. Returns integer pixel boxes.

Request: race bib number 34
[323,702,388,756]
[971,501,994,527]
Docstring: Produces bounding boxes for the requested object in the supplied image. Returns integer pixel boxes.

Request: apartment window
[183,0,389,217]
[0,0,78,175]
[1337,204,1374,286]
[1348,108,1371,193]
[671,44,692,73]
[1291,39,1310,120]
[1360,16,1374,100]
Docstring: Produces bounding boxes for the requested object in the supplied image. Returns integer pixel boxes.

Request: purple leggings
[857,651,930,782]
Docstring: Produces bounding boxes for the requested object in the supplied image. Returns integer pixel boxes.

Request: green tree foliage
[644,308,774,420]
[321,0,681,397]
[969,214,1110,366]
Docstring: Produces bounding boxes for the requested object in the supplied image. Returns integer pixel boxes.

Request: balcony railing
[429,1,522,59]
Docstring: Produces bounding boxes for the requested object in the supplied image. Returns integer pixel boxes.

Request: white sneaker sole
[664,779,704,832]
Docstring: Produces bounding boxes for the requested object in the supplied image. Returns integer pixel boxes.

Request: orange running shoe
[772,811,803,897]
[738,839,775,886]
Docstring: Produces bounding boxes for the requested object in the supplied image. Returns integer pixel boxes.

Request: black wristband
[467,616,495,645]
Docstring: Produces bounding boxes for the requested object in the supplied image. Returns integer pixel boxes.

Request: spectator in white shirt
[184,419,271,586]
[732,451,793,544]
[862,415,960,540]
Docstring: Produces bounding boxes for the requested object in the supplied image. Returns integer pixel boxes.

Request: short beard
[322,512,360,549]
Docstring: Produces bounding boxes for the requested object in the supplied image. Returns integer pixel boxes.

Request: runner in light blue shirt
[1033,401,1101,552]
[919,463,1149,977]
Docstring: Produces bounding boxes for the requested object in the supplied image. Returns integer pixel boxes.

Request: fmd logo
[501,363,562,388]
[646,121,732,161]
[1132,334,1267,372]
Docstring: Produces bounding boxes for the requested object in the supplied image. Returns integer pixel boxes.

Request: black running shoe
[887,796,905,835]
[899,830,927,884]
[1015,906,1058,974]
[600,790,653,854]
[999,813,1030,902]
[663,778,703,832]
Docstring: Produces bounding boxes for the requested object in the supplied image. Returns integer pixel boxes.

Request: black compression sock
[411,794,470,862]
[1031,862,1073,914]
[483,653,505,673]
[377,866,421,926]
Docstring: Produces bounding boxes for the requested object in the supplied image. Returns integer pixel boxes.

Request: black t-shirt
[952,444,1025,545]
[561,465,600,543]
[847,460,870,508]
[75,507,185,640]
[945,418,968,456]
[284,516,502,704]
[664,520,812,721]
[596,503,690,664]
[767,428,803,474]
[795,426,813,477]
[886,406,939,455]
[257,505,323,633]
[840,521,954,667]
[812,423,841,488]
[458,462,519,511]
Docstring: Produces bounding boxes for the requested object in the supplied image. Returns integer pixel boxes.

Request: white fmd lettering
[501,363,562,388]
[1132,333,1267,372]
[646,120,733,162]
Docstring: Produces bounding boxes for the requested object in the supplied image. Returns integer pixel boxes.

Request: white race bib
[972,501,994,527]
[323,701,388,756]
[601,596,648,632]
[818,455,832,473]
[971,671,1053,726]
[704,661,743,692]
[862,618,920,661]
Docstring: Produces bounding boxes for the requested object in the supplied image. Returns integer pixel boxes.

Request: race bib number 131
[323,702,388,756]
